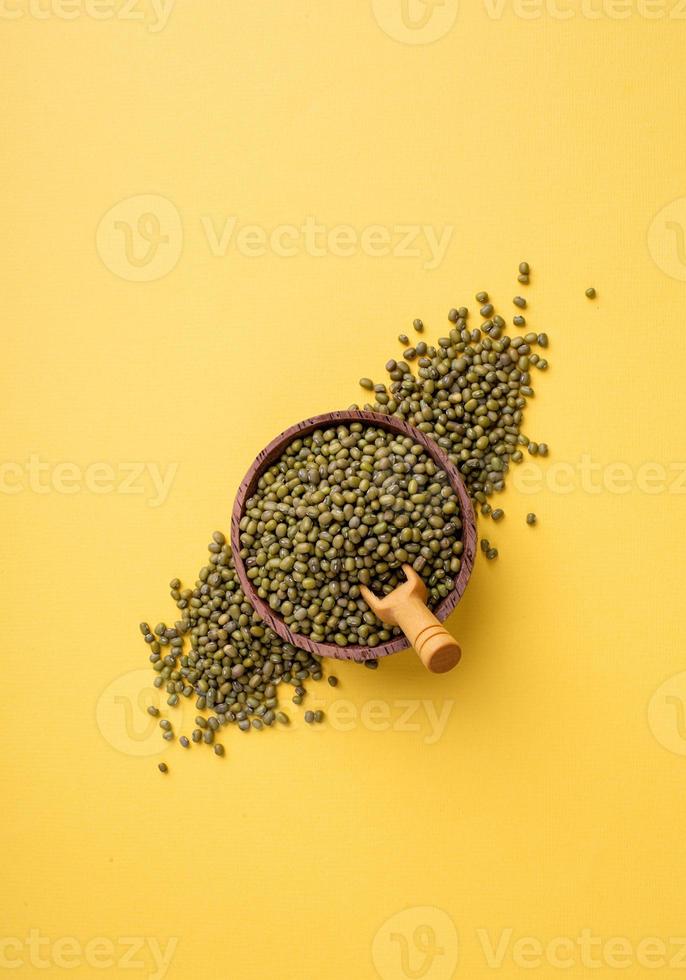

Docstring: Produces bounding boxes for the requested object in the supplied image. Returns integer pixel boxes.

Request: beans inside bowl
[237,421,464,649]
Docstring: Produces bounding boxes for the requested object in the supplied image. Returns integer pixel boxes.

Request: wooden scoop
[360,564,462,674]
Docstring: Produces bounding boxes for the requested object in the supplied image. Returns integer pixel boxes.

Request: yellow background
[3,2,686,978]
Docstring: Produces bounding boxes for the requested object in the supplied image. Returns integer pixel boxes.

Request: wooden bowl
[231,410,477,663]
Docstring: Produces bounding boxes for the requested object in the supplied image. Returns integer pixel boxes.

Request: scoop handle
[396,596,462,674]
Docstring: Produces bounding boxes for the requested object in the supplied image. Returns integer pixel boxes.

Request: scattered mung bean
[141,270,552,758]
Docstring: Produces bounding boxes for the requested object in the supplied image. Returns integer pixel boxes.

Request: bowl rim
[231,409,477,662]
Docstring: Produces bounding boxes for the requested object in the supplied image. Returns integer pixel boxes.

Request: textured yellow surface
[3,3,686,978]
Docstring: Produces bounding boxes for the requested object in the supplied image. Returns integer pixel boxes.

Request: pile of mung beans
[140,534,323,749]
[352,269,549,552]
[142,263,550,766]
